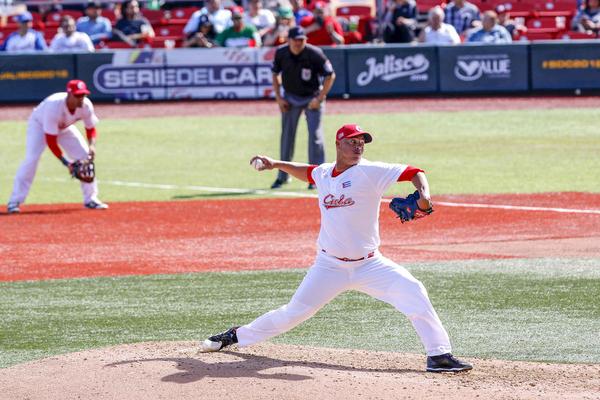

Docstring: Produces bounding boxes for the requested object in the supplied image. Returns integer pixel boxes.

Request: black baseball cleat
[307,183,316,190]
[7,202,20,214]
[426,353,473,372]
[85,200,109,210]
[270,177,291,189]
[199,326,239,353]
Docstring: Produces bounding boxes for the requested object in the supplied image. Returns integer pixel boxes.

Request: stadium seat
[150,36,182,48]
[492,2,532,18]
[45,10,83,27]
[515,29,556,40]
[157,25,181,37]
[102,8,117,22]
[164,6,197,24]
[559,31,598,39]
[526,16,566,30]
[329,0,376,17]
[141,9,164,25]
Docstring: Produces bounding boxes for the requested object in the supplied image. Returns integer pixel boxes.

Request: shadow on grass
[172,192,257,199]
[107,350,422,383]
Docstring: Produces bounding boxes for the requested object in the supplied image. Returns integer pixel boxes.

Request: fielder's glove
[69,159,95,183]
[389,190,433,223]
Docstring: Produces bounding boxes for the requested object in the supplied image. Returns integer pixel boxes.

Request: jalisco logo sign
[454,54,511,81]
[356,54,430,86]
[93,64,272,93]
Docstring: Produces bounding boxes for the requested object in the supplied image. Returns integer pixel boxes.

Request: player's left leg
[355,255,452,355]
[354,255,472,371]
[58,126,107,209]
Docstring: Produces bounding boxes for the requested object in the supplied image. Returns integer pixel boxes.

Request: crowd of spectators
[0,0,597,52]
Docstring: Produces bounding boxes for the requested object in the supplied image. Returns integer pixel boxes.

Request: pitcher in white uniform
[7,80,108,214]
[199,124,472,372]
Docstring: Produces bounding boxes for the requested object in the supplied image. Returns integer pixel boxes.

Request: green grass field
[1,108,600,204]
[1,107,600,369]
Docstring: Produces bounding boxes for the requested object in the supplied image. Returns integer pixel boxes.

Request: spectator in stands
[466,10,512,43]
[383,0,417,43]
[182,14,217,47]
[112,0,155,47]
[0,11,47,52]
[76,2,113,45]
[444,0,481,35]
[290,0,312,26]
[263,7,296,46]
[418,6,460,44]
[302,1,344,46]
[183,0,232,37]
[50,15,95,52]
[495,4,526,37]
[216,8,262,47]
[244,0,276,40]
[571,0,600,34]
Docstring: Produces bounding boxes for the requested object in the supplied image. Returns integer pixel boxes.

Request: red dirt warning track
[1,192,599,282]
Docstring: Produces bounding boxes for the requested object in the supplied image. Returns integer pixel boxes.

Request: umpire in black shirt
[270,26,335,189]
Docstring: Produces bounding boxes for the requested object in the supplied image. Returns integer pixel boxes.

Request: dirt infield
[2,95,600,121]
[2,342,599,400]
[2,194,599,397]
[2,193,600,282]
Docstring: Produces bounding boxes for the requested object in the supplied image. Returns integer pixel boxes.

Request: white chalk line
[43,178,600,215]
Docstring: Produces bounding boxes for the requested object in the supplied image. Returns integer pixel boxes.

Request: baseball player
[7,79,108,214]
[199,124,473,373]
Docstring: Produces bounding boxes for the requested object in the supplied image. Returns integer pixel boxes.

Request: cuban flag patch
[342,180,351,188]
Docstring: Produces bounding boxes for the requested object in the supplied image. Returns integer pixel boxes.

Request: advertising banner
[0,54,75,102]
[90,49,168,101]
[346,45,438,95]
[531,41,600,90]
[165,48,269,99]
[76,52,115,101]
[439,44,529,93]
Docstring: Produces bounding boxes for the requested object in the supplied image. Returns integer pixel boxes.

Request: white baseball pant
[237,251,452,356]
[9,119,99,205]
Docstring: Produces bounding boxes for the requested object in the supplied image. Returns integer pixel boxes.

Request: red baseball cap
[66,79,90,96]
[336,124,373,143]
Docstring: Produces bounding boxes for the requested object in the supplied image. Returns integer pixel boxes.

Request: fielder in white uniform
[200,124,472,372]
[7,79,108,214]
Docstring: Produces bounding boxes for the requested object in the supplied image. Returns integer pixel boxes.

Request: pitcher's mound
[1,342,598,400]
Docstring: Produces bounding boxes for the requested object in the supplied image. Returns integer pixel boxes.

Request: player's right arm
[250,155,314,183]
[45,134,71,167]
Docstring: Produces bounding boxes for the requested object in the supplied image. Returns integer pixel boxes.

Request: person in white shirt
[243,0,276,39]
[419,6,461,44]
[7,80,108,214]
[0,11,48,52]
[198,123,473,373]
[50,15,95,52]
[183,0,232,36]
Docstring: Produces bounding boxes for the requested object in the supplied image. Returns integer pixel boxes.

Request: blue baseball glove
[389,190,433,223]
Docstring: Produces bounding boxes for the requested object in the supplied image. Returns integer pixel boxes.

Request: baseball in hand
[252,158,264,170]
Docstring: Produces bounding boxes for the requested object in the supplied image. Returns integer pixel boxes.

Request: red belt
[322,249,375,262]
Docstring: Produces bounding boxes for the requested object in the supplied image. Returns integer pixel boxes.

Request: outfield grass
[1,108,599,204]
[1,258,599,369]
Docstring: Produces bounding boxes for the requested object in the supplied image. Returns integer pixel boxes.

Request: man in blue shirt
[76,2,113,45]
[467,11,512,43]
[444,0,481,35]
[0,11,47,52]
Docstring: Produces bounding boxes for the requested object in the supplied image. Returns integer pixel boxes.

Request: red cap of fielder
[336,124,373,143]
[66,80,91,96]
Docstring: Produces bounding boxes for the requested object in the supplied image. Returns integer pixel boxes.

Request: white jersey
[311,159,407,259]
[50,31,95,52]
[30,92,98,135]
[423,23,461,44]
